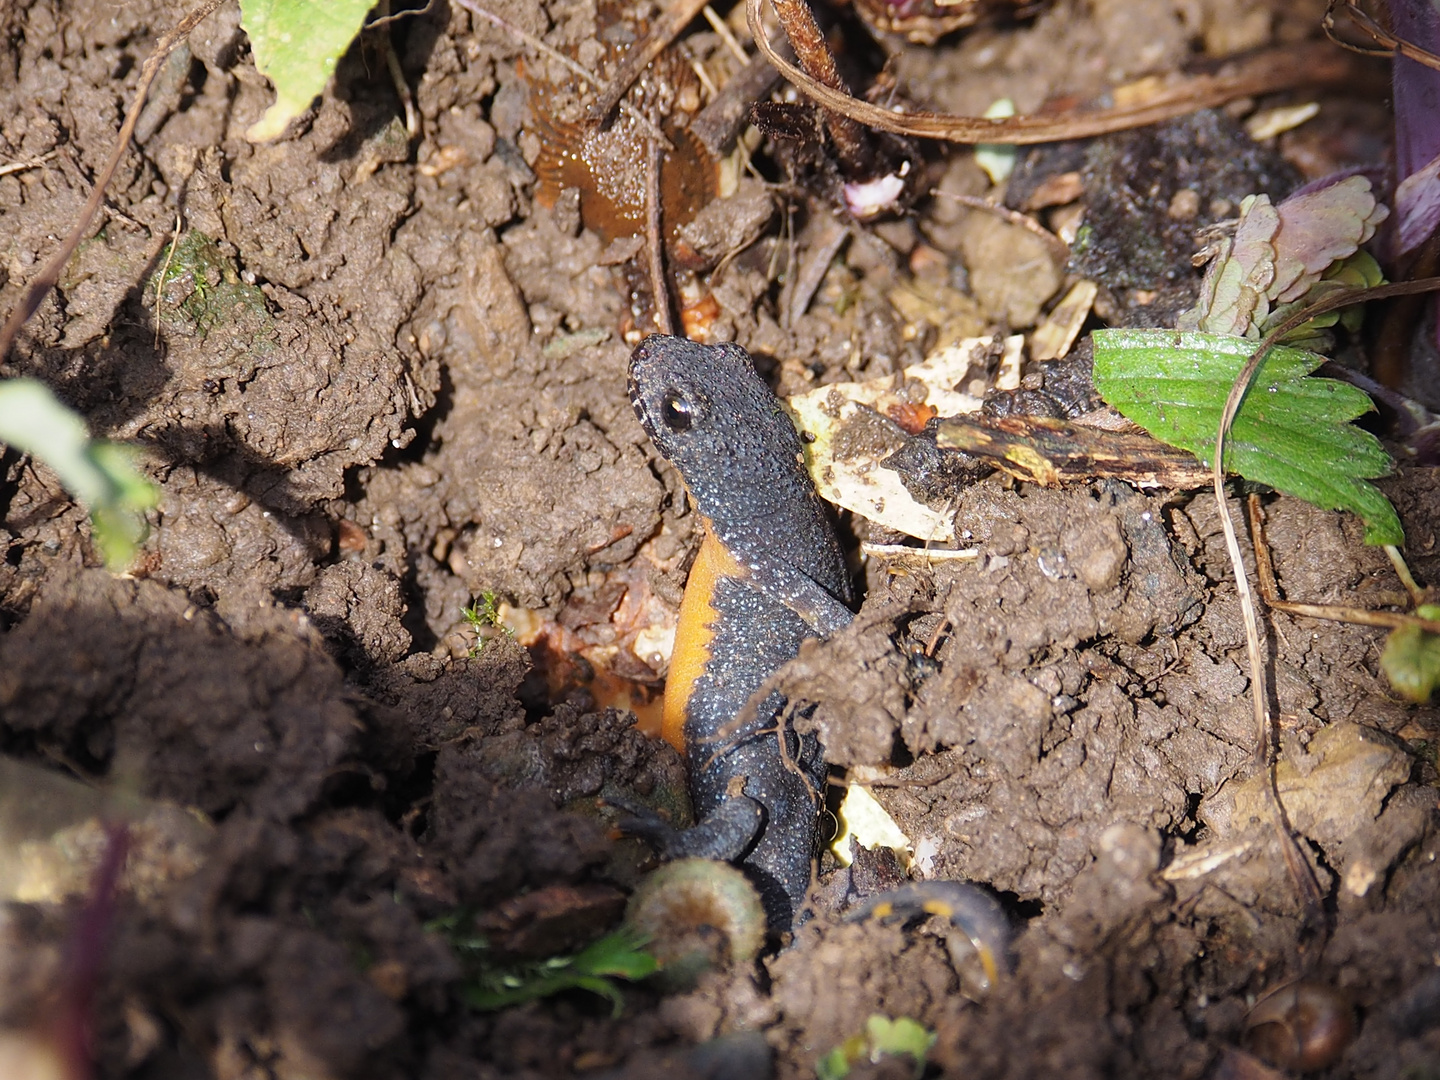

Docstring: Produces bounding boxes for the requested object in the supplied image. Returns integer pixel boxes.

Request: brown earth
[0,0,1437,1078]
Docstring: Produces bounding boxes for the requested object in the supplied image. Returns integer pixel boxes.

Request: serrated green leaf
[1092,329,1403,545]
[0,379,157,568]
[241,0,376,141]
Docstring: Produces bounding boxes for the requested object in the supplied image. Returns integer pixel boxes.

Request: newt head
[628,335,810,523]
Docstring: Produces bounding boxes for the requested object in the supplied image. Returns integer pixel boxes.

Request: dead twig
[1324,0,1440,70]
[690,34,790,159]
[645,136,674,336]
[588,0,711,126]
[746,0,1366,145]
[0,0,227,366]
[928,190,1071,268]
[784,210,849,327]
[453,0,672,147]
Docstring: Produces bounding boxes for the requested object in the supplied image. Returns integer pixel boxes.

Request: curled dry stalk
[1324,0,1440,70]
[746,0,1366,145]
[1214,275,1440,939]
[1246,494,1440,633]
[0,0,228,367]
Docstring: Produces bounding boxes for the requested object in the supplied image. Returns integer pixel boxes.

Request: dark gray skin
[628,335,854,932]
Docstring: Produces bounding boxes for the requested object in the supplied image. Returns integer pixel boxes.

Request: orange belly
[661,524,745,752]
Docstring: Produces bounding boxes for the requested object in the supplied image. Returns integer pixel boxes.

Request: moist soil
[0,0,1437,1078]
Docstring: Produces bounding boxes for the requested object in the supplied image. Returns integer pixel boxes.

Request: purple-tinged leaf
[1272,176,1387,301]
[1180,194,1279,336]
[1396,150,1440,255]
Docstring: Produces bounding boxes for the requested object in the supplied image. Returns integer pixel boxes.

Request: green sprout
[462,591,502,629]
[1092,176,1402,546]
[428,913,657,1016]
[817,1015,937,1080]
[0,379,157,569]
[462,592,512,656]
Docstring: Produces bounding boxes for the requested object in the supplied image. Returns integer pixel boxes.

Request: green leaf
[865,1015,937,1077]
[1380,604,1440,704]
[817,1042,860,1080]
[1092,329,1403,546]
[572,930,660,980]
[0,379,158,568]
[240,0,377,141]
[816,1016,936,1080]
[455,928,656,1016]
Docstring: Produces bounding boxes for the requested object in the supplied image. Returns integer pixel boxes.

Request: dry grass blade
[0,0,227,367]
[1211,274,1440,936]
[746,0,1362,145]
[0,150,58,179]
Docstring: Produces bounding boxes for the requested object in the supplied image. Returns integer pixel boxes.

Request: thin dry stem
[0,150,58,178]
[1210,281,1440,938]
[645,137,674,336]
[153,212,184,350]
[377,0,420,138]
[929,190,1071,267]
[1325,0,1440,69]
[453,0,672,146]
[369,0,437,30]
[588,0,711,125]
[702,4,750,65]
[746,0,1363,145]
[1248,496,1440,634]
[1212,438,1269,773]
[0,0,227,366]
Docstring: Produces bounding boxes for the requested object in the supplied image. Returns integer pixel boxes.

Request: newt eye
[660,390,693,433]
